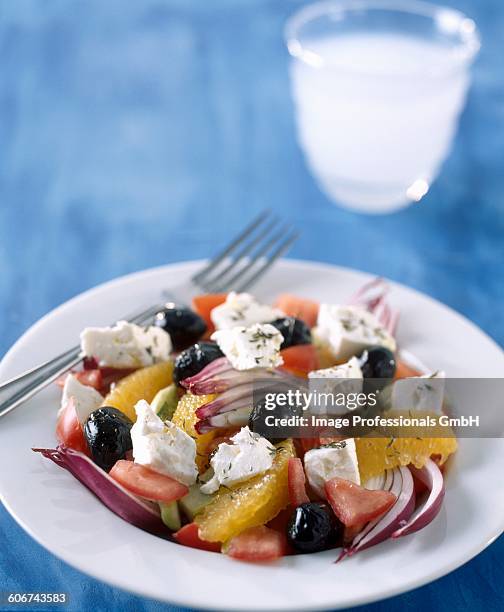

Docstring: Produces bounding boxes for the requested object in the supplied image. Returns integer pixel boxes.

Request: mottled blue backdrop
[0,1,503,610]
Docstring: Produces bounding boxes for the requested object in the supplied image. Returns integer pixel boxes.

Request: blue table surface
[0,1,503,610]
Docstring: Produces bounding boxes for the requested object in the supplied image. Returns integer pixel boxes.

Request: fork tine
[210,223,290,292]
[210,225,297,294]
[198,216,282,293]
[191,210,271,285]
[234,231,299,292]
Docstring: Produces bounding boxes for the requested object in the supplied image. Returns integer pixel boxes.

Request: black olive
[359,347,396,379]
[154,304,207,351]
[270,317,311,350]
[248,396,286,444]
[84,407,133,472]
[248,381,305,443]
[173,342,224,385]
[287,502,341,553]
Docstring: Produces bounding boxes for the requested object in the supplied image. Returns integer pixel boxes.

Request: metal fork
[0,211,298,419]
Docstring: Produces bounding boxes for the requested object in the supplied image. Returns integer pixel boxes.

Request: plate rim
[1,258,503,611]
[2,257,503,373]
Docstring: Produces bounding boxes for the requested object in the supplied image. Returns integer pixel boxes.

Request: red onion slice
[348,277,399,335]
[349,466,415,555]
[194,374,292,419]
[181,357,293,396]
[336,470,396,562]
[387,309,400,337]
[197,397,253,423]
[33,446,167,537]
[187,370,260,395]
[180,357,233,390]
[195,405,252,433]
[391,458,445,538]
[349,277,389,311]
[364,469,392,492]
[195,383,256,418]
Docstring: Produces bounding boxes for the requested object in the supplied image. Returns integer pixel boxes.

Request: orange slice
[101,361,173,422]
[195,439,295,542]
[356,411,457,481]
[172,392,216,472]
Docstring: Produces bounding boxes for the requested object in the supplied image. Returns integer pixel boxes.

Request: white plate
[1,260,503,611]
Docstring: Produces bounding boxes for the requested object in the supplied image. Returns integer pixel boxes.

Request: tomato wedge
[280,344,319,376]
[192,293,227,337]
[266,507,294,533]
[394,360,422,380]
[56,367,134,395]
[343,523,366,544]
[288,458,310,507]
[224,526,287,561]
[294,437,320,458]
[55,369,103,391]
[76,369,103,390]
[82,357,136,392]
[325,477,397,528]
[109,461,188,503]
[98,367,137,394]
[174,522,221,552]
[274,294,319,328]
[56,399,89,455]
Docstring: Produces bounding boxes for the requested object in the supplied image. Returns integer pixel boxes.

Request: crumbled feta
[313,304,396,362]
[80,321,172,368]
[201,426,275,494]
[131,400,198,486]
[210,292,284,330]
[304,439,361,498]
[59,374,103,422]
[391,371,446,413]
[211,323,284,370]
[308,357,363,414]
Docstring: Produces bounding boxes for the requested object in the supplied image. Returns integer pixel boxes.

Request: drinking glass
[285,0,480,213]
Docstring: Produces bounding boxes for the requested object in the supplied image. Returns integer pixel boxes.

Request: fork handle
[0,302,167,420]
[0,348,83,419]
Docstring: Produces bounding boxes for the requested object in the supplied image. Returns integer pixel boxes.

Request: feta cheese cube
[210,292,284,330]
[308,357,363,414]
[60,374,103,423]
[80,321,172,369]
[200,426,275,494]
[304,439,360,498]
[313,304,396,362]
[391,371,446,413]
[211,322,284,370]
[131,400,198,486]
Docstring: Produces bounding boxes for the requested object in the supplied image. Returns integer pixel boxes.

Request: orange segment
[356,412,457,481]
[101,361,173,422]
[195,439,295,542]
[172,392,216,472]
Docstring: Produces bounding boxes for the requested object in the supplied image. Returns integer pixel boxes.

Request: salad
[34,278,457,562]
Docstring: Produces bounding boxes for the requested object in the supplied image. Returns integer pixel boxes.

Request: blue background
[0,0,503,610]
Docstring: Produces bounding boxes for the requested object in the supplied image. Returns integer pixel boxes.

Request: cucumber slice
[151,384,178,421]
[179,484,216,521]
[198,467,214,484]
[159,501,182,531]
